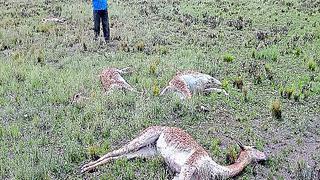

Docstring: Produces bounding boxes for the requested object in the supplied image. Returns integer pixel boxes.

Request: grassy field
[0,0,320,179]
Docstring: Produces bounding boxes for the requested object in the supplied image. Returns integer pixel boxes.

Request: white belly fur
[156,134,194,173]
[180,74,211,92]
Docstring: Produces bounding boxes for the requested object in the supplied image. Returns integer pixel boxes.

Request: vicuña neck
[225,152,251,178]
[207,152,252,178]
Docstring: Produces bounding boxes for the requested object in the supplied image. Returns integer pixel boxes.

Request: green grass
[0,0,320,179]
[254,46,279,62]
[223,53,235,62]
[307,59,317,71]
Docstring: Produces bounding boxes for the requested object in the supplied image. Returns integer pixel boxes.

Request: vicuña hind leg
[81,145,157,173]
[81,126,163,172]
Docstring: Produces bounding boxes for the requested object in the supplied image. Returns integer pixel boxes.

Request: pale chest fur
[156,133,195,173]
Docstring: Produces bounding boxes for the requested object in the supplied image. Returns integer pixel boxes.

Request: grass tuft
[223,53,235,62]
[149,59,160,75]
[225,145,238,164]
[36,23,53,33]
[135,40,145,52]
[294,47,302,56]
[152,82,160,96]
[242,86,249,102]
[0,125,4,139]
[293,92,300,102]
[87,145,100,160]
[255,47,279,61]
[283,86,295,99]
[307,59,317,71]
[210,138,221,156]
[155,45,168,55]
[233,76,243,90]
[271,99,282,119]
[36,49,45,65]
[222,79,230,91]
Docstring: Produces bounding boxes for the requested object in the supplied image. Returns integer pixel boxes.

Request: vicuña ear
[237,141,245,150]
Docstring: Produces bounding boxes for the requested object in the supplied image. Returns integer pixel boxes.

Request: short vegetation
[0,0,319,179]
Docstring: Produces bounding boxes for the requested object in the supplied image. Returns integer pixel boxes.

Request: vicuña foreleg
[117,67,133,75]
[204,88,229,96]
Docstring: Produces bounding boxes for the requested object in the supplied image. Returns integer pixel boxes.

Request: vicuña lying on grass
[160,71,228,99]
[99,67,137,94]
[81,126,267,179]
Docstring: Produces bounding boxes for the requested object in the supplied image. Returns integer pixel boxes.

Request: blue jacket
[93,0,107,10]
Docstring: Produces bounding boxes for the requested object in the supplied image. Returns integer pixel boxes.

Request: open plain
[0,0,319,179]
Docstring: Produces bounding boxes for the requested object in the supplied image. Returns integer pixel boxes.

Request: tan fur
[168,76,192,99]
[99,67,135,93]
[81,126,267,179]
[163,127,206,152]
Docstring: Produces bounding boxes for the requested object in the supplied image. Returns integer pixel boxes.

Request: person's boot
[94,36,98,41]
[94,32,99,41]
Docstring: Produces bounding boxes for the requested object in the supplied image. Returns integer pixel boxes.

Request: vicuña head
[80,126,267,179]
[221,142,267,178]
[237,142,267,162]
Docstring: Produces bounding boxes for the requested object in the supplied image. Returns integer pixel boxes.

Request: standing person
[92,0,110,42]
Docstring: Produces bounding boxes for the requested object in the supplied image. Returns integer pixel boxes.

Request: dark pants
[93,10,110,41]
